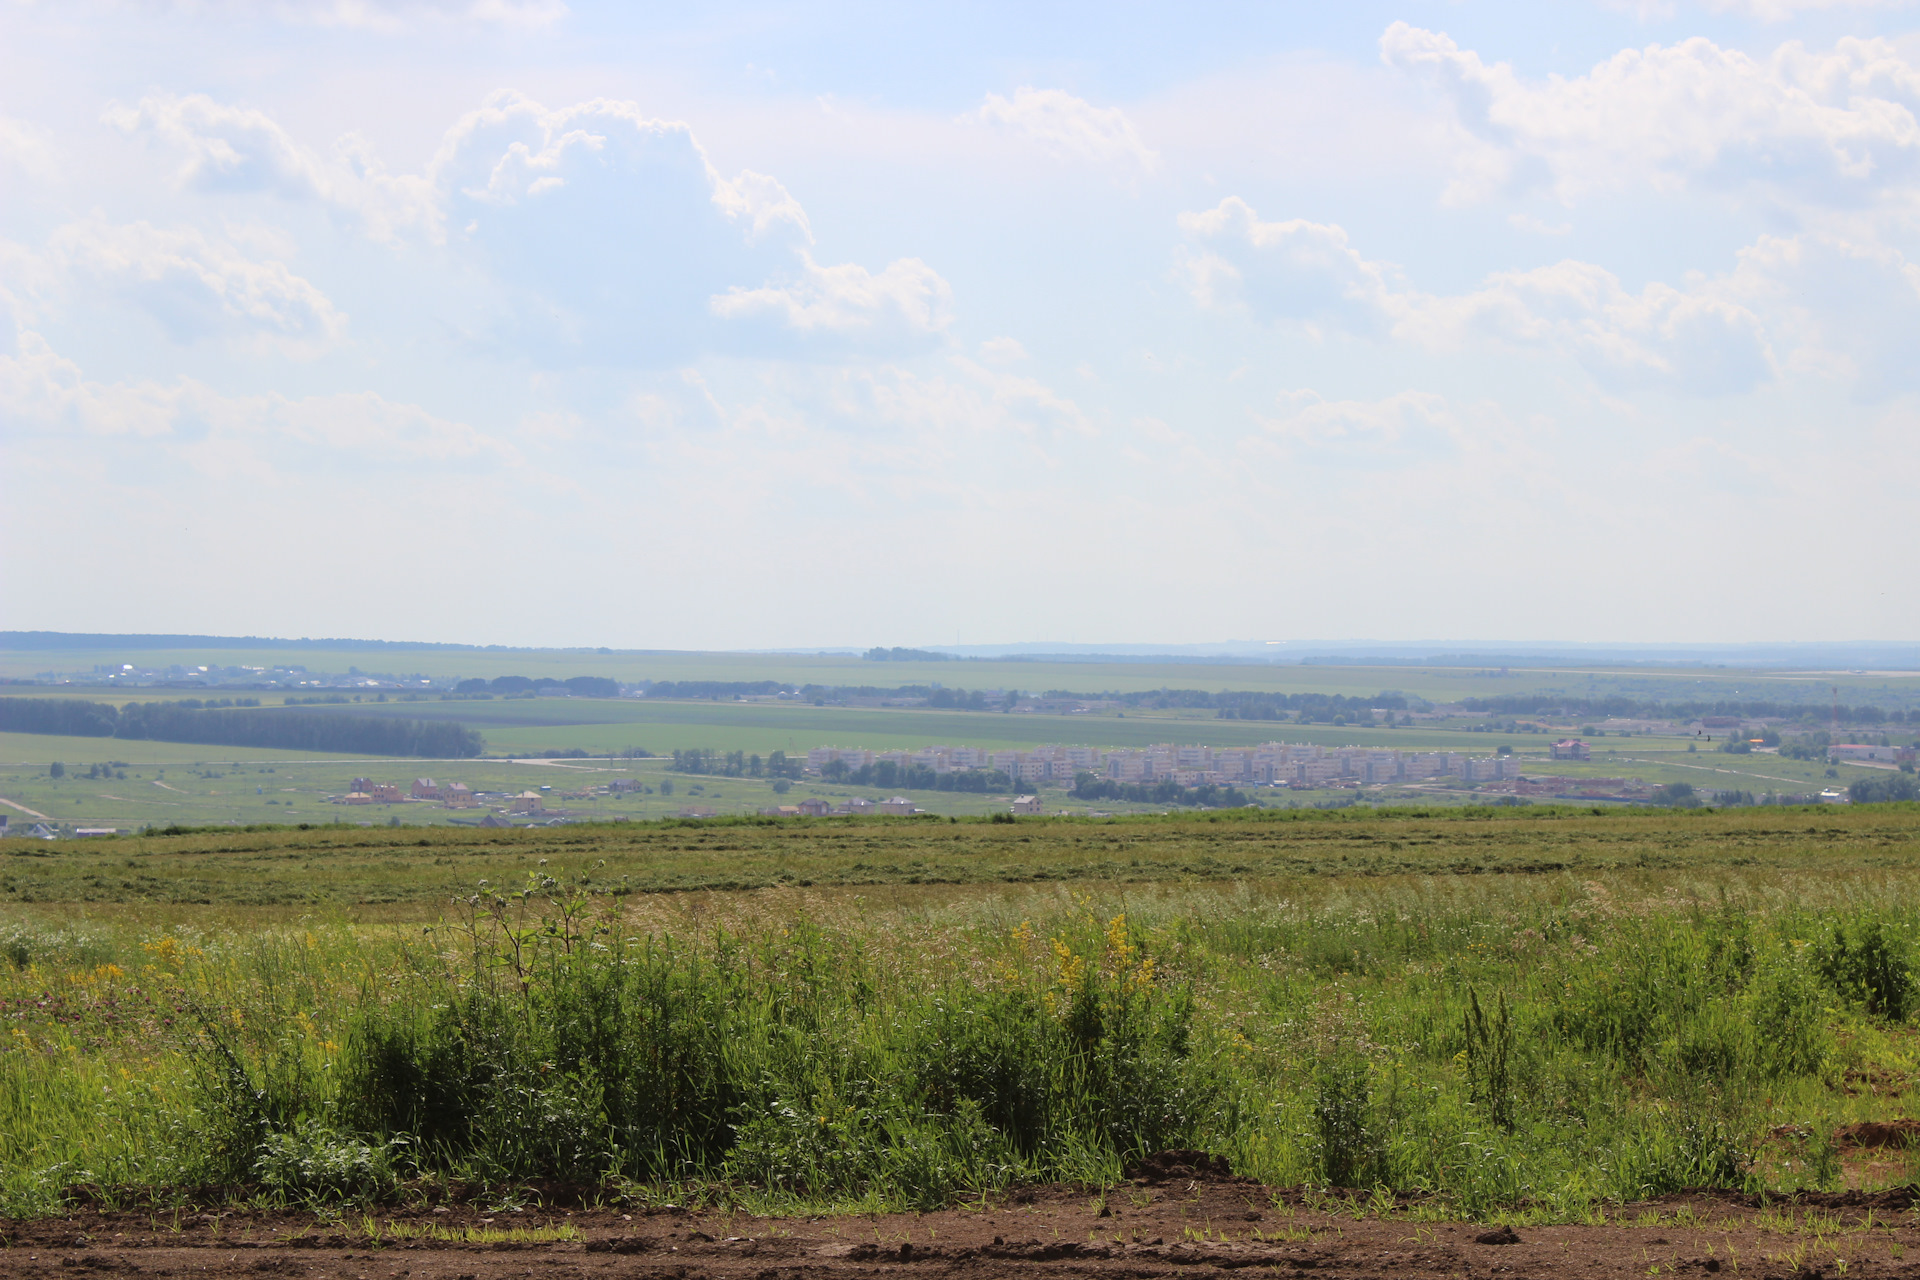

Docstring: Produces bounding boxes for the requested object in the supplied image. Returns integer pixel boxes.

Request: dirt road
[3,1159,1916,1279]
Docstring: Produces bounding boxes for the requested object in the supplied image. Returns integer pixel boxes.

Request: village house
[1550,739,1592,761]
[1010,795,1044,814]
[797,797,835,816]
[509,791,545,814]
[411,778,441,800]
[1829,743,1912,764]
[443,783,476,808]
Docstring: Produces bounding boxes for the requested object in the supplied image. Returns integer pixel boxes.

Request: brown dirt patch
[5,1168,1920,1279]
[1838,1121,1920,1150]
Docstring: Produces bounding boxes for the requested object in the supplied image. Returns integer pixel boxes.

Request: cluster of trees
[862,647,953,662]
[1647,782,1701,808]
[452,675,620,698]
[1851,773,1920,804]
[669,749,803,779]
[1461,693,1914,725]
[828,760,1015,792]
[1719,727,1782,753]
[1209,691,1407,722]
[0,697,483,757]
[1069,772,1255,808]
[641,680,785,699]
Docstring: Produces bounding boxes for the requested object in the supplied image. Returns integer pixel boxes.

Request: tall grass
[3,869,1919,1217]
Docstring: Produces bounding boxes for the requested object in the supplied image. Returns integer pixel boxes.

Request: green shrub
[1814,919,1915,1021]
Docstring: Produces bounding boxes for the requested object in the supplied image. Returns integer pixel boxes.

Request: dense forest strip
[0,697,484,757]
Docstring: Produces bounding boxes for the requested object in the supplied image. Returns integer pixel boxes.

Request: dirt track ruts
[7,1170,1920,1279]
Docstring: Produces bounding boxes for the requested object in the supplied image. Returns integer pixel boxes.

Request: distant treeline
[839,763,1014,792]
[0,698,484,757]
[452,675,621,698]
[1070,772,1256,808]
[1851,774,1920,804]
[862,647,953,662]
[644,681,785,699]
[1459,694,1914,724]
[669,749,803,779]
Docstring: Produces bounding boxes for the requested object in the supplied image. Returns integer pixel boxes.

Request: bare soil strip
[6,1172,1919,1279]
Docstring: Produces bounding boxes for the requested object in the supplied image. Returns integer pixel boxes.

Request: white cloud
[969,87,1158,172]
[1176,198,1395,334]
[106,94,435,242]
[1180,196,1782,394]
[709,254,951,351]
[1381,23,1920,208]
[111,89,952,363]
[45,218,344,349]
[978,336,1028,364]
[1,330,516,467]
[1718,231,1920,395]
[1411,259,1775,395]
[0,115,60,183]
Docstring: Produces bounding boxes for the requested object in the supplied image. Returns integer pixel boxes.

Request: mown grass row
[6,862,1920,1219]
[3,803,1917,908]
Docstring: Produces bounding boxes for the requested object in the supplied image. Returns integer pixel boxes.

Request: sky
[2,0,1917,650]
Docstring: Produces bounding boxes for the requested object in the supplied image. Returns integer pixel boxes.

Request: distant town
[280,733,1915,833]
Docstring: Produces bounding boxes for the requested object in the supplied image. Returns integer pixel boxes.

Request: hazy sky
[4,1,1917,649]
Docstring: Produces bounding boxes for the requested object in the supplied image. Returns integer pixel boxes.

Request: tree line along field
[0,733,1896,835]
[9,643,1919,709]
[3,804,1920,1226]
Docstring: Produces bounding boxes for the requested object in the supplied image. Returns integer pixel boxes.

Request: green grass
[0,725,1897,838]
[3,804,1920,1219]
[10,645,1919,706]
[1,803,1914,908]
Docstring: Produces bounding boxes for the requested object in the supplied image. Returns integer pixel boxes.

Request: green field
[0,701,1892,832]
[12,643,1920,707]
[0,731,1890,833]
[4,804,1920,1221]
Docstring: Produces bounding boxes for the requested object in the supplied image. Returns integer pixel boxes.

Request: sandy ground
[4,1156,1919,1279]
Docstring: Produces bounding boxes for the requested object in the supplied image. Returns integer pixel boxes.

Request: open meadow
[4,805,1920,1224]
[0,680,1900,833]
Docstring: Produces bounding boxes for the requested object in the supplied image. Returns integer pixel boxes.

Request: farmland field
[12,642,1920,708]
[7,804,1920,1276]
[0,722,1894,834]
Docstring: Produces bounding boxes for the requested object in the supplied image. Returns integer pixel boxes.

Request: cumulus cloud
[709,255,951,352]
[1,330,516,467]
[1411,260,1774,395]
[1719,231,1920,396]
[1381,23,1920,207]
[113,89,953,364]
[1180,196,1781,394]
[106,94,435,242]
[45,219,344,349]
[1177,198,1395,335]
[970,87,1157,172]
